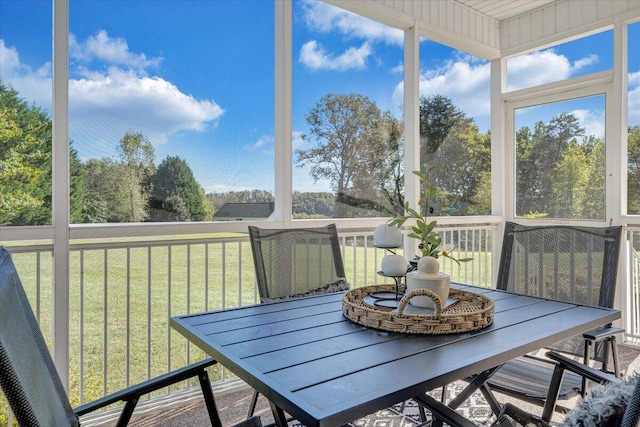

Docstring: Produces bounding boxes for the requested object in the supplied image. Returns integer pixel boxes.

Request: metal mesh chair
[0,246,261,427]
[492,351,639,427]
[248,224,348,302]
[482,222,623,422]
[246,224,348,417]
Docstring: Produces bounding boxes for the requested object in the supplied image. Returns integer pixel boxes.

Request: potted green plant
[388,165,472,265]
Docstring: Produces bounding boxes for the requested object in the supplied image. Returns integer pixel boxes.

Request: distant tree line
[2,81,638,225]
[207,190,336,218]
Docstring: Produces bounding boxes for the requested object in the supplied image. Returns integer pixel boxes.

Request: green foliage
[0,108,46,224]
[163,194,191,221]
[0,82,85,225]
[296,93,398,217]
[422,105,491,216]
[118,131,155,222]
[628,125,640,214]
[207,190,274,211]
[292,191,335,217]
[84,159,141,222]
[515,112,605,220]
[419,95,465,156]
[153,156,211,221]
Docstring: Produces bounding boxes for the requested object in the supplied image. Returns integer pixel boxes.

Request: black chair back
[248,224,347,301]
[496,222,622,358]
[0,247,79,426]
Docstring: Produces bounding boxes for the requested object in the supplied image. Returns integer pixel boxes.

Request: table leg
[269,400,288,427]
[421,365,503,427]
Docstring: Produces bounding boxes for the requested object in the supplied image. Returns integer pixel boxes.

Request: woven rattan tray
[342,285,494,334]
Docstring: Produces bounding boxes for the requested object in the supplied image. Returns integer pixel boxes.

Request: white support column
[490,58,507,287]
[611,19,628,331]
[52,0,71,391]
[610,19,627,225]
[273,0,293,227]
[403,25,420,257]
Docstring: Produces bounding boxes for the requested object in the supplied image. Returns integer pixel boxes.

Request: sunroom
[2,0,640,425]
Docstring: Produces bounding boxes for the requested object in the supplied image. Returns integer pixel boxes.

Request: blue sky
[1,0,638,194]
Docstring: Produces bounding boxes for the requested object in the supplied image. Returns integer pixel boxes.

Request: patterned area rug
[288,383,495,427]
[126,381,496,427]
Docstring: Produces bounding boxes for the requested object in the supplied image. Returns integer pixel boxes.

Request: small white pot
[373,224,403,248]
[381,254,407,276]
[405,256,450,309]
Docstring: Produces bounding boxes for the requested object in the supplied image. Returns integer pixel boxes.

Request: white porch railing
[7,223,640,423]
[0,224,495,423]
[626,228,640,344]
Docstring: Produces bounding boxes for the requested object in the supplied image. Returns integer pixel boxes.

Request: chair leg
[198,369,223,427]
[247,389,260,418]
[115,397,138,427]
[418,399,428,422]
[609,336,621,378]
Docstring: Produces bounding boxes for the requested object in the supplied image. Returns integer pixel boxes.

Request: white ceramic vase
[405,256,450,309]
[373,224,403,248]
[381,254,408,276]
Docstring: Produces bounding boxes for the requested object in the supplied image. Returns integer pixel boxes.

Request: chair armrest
[75,358,217,416]
[582,327,625,342]
[414,394,477,427]
[545,351,619,385]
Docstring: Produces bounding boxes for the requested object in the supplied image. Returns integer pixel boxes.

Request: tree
[0,82,85,225]
[425,117,491,215]
[117,131,155,222]
[292,191,335,217]
[207,190,274,211]
[0,108,45,224]
[366,111,405,216]
[84,158,139,222]
[515,113,587,218]
[628,126,640,214]
[152,156,212,221]
[419,95,465,157]
[419,95,490,216]
[296,93,392,217]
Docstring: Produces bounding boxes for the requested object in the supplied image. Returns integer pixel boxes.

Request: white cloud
[300,0,403,47]
[0,40,52,110]
[69,66,223,150]
[390,49,613,128]
[1,34,223,158]
[300,40,371,71]
[507,50,573,91]
[391,63,403,74]
[572,54,598,72]
[507,50,599,91]
[70,30,162,72]
[244,135,273,154]
[392,57,491,119]
[570,109,604,139]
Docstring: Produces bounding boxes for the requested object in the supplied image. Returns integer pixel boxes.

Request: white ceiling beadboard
[329,0,502,59]
[456,0,555,21]
[500,0,640,56]
[327,0,640,59]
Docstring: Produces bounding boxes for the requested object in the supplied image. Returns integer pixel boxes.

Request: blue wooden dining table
[171,283,620,427]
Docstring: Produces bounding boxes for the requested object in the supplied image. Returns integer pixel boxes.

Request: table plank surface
[171,284,620,427]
